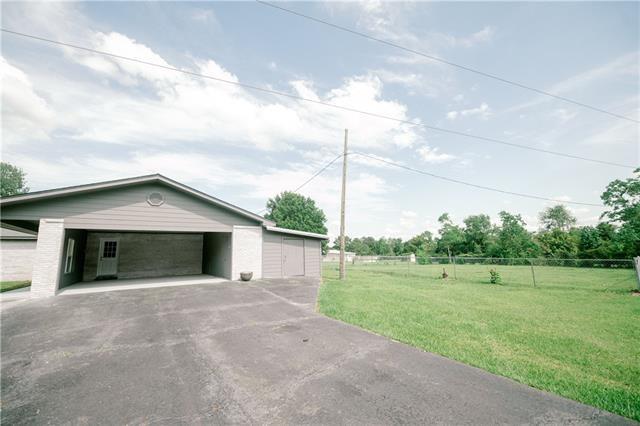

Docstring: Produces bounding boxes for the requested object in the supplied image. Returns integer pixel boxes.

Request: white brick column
[231,226,262,280]
[30,219,65,298]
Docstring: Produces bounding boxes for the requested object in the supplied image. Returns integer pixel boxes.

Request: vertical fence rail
[452,256,457,280]
[530,259,537,288]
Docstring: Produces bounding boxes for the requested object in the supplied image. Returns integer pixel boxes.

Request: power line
[257,153,343,214]
[351,151,604,207]
[256,0,639,124]
[292,153,344,193]
[2,28,635,169]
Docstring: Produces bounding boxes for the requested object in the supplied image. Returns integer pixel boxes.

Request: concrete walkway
[1,277,634,424]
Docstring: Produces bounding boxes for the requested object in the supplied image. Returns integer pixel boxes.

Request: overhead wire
[256,0,639,124]
[1,28,635,169]
[256,153,344,214]
[350,151,604,207]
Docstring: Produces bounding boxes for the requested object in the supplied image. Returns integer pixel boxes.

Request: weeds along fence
[323,256,640,291]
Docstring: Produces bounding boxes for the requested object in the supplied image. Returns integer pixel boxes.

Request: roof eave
[264,225,329,240]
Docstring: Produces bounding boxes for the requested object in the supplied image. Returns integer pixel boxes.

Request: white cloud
[325,1,492,73]
[1,57,54,145]
[552,195,572,202]
[399,210,418,229]
[191,8,216,23]
[325,1,419,45]
[504,51,640,116]
[446,102,492,121]
[551,108,578,123]
[3,41,423,152]
[373,69,445,98]
[416,145,456,163]
[440,26,495,48]
[71,31,183,87]
[464,26,495,47]
[581,97,640,146]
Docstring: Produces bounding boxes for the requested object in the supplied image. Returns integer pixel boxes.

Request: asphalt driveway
[1,278,633,425]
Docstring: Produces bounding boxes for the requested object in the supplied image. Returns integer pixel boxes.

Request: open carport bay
[58,230,232,290]
[1,278,631,425]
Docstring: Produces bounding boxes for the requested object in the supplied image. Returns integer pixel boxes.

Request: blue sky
[2,1,638,240]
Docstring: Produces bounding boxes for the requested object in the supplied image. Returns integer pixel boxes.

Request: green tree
[349,238,373,255]
[489,211,539,258]
[536,229,578,259]
[0,162,29,197]
[404,231,434,257]
[435,213,465,255]
[576,226,603,258]
[372,237,395,256]
[539,205,577,231]
[462,214,494,255]
[388,238,405,255]
[600,168,640,257]
[265,191,328,252]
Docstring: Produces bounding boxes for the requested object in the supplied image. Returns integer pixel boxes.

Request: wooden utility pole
[339,129,348,280]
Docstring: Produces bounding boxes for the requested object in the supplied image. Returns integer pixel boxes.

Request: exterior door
[97,238,120,277]
[283,238,304,276]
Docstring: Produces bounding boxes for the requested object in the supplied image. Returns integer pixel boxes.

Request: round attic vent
[147,192,165,206]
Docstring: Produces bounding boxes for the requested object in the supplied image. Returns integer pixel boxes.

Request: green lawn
[0,280,31,292]
[319,262,640,421]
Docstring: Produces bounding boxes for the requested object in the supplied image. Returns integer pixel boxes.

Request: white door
[283,238,304,276]
[97,238,119,277]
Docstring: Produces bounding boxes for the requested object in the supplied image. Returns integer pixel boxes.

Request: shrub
[489,269,501,284]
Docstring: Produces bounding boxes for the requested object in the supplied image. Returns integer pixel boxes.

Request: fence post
[530,259,537,288]
[634,257,640,290]
[453,256,457,280]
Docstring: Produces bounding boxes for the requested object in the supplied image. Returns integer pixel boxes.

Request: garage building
[0,174,327,298]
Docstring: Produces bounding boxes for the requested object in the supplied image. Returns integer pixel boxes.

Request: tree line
[3,162,637,260]
[331,169,639,260]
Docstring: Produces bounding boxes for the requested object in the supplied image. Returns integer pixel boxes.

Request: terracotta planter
[240,271,253,281]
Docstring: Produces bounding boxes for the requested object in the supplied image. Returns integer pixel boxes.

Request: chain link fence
[323,255,639,292]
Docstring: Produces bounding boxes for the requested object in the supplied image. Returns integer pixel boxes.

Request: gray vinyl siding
[0,240,36,281]
[1,183,259,232]
[262,231,283,278]
[262,231,322,278]
[304,239,321,277]
[83,232,203,281]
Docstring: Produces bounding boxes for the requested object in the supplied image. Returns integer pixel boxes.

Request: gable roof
[0,174,275,226]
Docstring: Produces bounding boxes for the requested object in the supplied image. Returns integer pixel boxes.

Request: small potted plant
[240,271,253,281]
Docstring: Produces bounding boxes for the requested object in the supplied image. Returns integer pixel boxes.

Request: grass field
[0,281,31,293]
[319,262,640,421]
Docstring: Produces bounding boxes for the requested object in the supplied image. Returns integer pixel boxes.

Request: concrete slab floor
[1,277,634,425]
[57,274,227,295]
